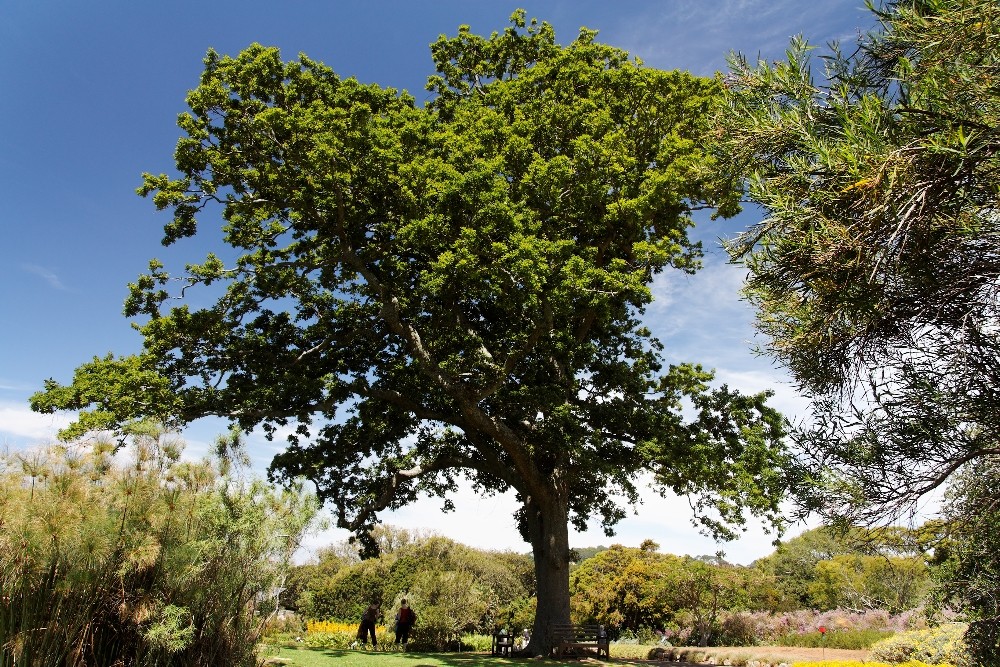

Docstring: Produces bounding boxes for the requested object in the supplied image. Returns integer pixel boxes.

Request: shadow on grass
[286,647,526,664]
[276,646,684,666]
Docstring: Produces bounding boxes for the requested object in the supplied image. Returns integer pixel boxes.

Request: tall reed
[0,428,318,666]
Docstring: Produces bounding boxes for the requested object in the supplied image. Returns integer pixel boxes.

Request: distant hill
[571,545,609,563]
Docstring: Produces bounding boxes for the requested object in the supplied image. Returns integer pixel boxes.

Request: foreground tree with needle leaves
[718,0,1000,661]
[720,0,1000,523]
[32,13,790,654]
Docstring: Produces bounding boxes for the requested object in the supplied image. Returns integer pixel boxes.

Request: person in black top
[394,599,416,645]
[357,603,379,648]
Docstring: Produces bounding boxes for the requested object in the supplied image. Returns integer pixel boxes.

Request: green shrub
[407,570,486,650]
[777,628,896,649]
[0,430,318,667]
[459,633,493,652]
[716,612,760,646]
[262,612,306,638]
[870,623,969,666]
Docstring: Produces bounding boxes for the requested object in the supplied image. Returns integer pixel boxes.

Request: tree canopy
[569,544,773,646]
[718,0,1000,661]
[32,12,790,652]
[719,0,1000,524]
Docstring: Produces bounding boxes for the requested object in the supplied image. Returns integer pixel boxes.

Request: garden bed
[640,645,870,665]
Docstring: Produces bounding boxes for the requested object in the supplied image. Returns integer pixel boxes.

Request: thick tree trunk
[522,492,571,657]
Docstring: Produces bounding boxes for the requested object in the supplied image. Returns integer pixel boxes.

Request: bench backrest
[549,623,608,643]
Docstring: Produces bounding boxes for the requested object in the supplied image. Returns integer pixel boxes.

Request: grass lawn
[270,647,656,667]
[267,645,871,666]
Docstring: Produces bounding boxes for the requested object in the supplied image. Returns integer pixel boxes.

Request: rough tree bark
[522,491,571,656]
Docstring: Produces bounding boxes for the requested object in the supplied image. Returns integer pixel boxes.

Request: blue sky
[1,1,875,562]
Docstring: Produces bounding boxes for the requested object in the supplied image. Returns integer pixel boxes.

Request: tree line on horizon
[281,522,938,650]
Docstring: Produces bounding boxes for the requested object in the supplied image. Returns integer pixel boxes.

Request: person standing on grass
[394,598,416,645]
[356,603,379,648]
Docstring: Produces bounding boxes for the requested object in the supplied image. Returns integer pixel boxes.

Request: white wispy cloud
[0,401,72,444]
[0,378,33,391]
[300,471,810,565]
[604,0,874,76]
[648,259,759,365]
[21,263,71,291]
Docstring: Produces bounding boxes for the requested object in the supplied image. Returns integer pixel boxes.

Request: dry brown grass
[706,645,869,663]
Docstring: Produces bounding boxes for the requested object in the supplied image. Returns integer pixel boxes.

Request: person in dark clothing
[357,603,379,648]
[394,599,417,645]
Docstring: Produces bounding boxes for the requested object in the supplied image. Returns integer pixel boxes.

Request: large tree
[718,0,1000,660]
[32,13,789,653]
[719,0,1000,524]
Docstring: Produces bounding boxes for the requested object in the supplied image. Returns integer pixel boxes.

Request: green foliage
[936,458,1000,665]
[719,0,1000,527]
[776,628,895,650]
[408,570,486,650]
[301,557,392,622]
[458,633,494,652]
[144,605,196,653]
[569,544,773,646]
[570,544,675,630]
[754,526,933,613]
[663,557,761,646]
[282,543,360,611]
[0,428,318,667]
[30,354,182,441]
[808,554,929,614]
[754,527,856,609]
[870,623,968,666]
[292,533,534,638]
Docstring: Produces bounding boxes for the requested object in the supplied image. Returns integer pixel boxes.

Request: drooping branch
[334,456,461,533]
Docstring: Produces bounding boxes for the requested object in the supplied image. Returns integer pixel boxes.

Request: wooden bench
[491,629,514,656]
[548,623,610,659]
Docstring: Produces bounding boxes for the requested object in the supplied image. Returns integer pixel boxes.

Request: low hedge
[777,628,895,649]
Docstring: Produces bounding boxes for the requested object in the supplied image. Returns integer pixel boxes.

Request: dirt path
[672,646,870,665]
[610,645,870,665]
[702,646,870,664]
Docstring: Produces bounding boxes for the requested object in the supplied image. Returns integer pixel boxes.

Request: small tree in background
[408,570,487,650]
[809,553,929,614]
[937,458,1000,663]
